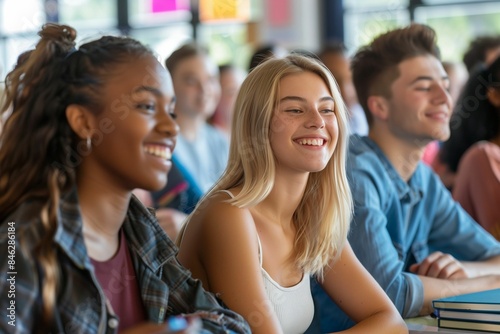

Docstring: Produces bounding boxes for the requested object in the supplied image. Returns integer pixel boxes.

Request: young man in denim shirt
[310,24,500,333]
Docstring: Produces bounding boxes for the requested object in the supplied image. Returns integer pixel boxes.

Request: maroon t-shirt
[91,229,147,331]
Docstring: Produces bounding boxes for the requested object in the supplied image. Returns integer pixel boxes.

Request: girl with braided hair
[0,23,249,334]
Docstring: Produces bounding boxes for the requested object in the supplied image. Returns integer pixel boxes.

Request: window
[129,0,191,27]
[0,0,44,34]
[416,2,500,62]
[343,6,409,54]
[130,24,193,64]
[198,23,251,69]
[58,0,116,30]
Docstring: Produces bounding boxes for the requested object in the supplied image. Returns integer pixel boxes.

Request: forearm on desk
[419,275,500,315]
[462,255,500,276]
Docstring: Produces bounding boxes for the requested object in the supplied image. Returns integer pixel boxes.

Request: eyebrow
[279,96,334,103]
[133,85,176,105]
[133,85,163,97]
[409,75,450,85]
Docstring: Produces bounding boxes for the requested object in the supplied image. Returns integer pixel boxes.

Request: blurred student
[433,36,500,187]
[319,42,369,135]
[165,43,227,195]
[451,56,500,240]
[209,64,246,137]
[463,35,500,74]
[442,61,468,105]
[0,23,249,334]
[311,24,500,332]
[436,54,499,191]
[248,43,288,72]
[177,54,407,334]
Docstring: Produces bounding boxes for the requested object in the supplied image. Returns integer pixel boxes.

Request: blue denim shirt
[311,135,500,333]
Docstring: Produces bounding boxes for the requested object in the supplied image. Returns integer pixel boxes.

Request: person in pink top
[452,56,500,240]
[454,142,500,239]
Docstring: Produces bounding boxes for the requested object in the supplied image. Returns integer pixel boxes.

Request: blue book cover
[433,288,500,312]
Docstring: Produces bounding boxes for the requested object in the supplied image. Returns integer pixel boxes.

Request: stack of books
[432,288,500,332]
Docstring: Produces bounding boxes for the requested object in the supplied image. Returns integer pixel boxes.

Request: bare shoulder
[183,190,257,248]
[202,191,255,236]
[178,190,261,285]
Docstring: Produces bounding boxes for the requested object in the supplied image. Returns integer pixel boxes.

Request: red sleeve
[453,143,500,239]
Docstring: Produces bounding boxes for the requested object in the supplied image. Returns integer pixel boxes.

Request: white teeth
[297,139,324,146]
[144,145,171,160]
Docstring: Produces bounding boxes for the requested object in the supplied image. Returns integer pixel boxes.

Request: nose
[434,83,452,108]
[198,81,207,94]
[305,108,325,129]
[200,78,220,97]
[157,109,179,138]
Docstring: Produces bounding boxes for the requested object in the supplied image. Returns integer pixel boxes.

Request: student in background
[436,57,499,191]
[318,42,369,135]
[451,56,500,240]
[248,43,288,72]
[209,64,247,137]
[463,35,500,74]
[311,24,500,333]
[165,43,227,195]
[177,54,407,334]
[442,61,468,105]
[432,37,500,189]
[0,23,249,334]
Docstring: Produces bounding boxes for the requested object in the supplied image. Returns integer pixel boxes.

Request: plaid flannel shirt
[0,189,250,334]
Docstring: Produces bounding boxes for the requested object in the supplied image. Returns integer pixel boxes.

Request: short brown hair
[352,24,440,126]
[165,42,209,75]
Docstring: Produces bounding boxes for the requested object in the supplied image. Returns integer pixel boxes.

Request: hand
[156,208,188,241]
[121,317,202,333]
[409,251,468,279]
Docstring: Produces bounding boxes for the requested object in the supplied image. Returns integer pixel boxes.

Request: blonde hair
[191,54,352,277]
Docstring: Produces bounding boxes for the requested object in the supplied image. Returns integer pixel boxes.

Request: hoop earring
[86,137,91,151]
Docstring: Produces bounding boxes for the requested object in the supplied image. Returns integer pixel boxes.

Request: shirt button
[108,318,119,329]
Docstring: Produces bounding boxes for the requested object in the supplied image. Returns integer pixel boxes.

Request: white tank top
[220,190,315,334]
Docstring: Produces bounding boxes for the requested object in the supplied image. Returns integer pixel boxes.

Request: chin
[424,127,449,143]
[308,165,329,173]
[434,130,450,142]
[143,177,168,192]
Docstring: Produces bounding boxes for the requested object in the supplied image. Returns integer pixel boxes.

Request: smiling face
[269,71,338,174]
[383,55,452,144]
[83,55,179,192]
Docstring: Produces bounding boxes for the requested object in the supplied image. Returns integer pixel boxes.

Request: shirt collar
[123,196,178,273]
[55,189,89,269]
[356,135,425,203]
